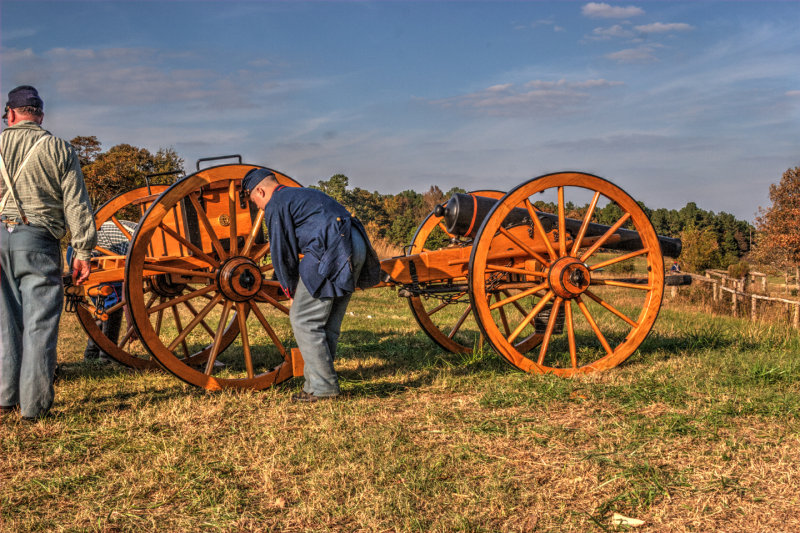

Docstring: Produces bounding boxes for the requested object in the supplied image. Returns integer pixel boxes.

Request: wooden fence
[669,272,800,329]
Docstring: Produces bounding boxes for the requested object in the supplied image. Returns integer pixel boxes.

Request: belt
[0,215,27,227]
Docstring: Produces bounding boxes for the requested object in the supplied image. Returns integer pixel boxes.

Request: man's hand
[71,258,91,285]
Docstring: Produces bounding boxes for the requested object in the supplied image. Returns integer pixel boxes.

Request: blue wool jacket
[264,186,381,299]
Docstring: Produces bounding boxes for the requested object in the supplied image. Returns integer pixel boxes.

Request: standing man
[241,168,381,402]
[0,85,97,421]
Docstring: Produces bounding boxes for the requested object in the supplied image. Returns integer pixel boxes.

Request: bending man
[242,169,381,402]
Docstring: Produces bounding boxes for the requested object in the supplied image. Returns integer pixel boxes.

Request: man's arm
[60,145,97,262]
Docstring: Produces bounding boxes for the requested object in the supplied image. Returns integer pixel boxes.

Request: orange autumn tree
[70,136,184,209]
[755,166,800,283]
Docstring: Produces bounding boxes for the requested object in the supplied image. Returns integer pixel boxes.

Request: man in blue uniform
[241,168,381,402]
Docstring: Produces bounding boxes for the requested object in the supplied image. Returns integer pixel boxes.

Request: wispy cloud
[605,46,660,63]
[590,24,635,40]
[2,46,288,110]
[515,17,565,32]
[429,79,624,116]
[582,3,644,19]
[634,22,693,34]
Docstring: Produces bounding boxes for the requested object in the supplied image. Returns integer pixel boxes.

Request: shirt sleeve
[60,145,98,261]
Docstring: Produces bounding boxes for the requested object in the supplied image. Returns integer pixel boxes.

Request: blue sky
[2,1,799,222]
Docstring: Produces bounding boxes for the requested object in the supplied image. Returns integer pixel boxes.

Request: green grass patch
[2,287,800,531]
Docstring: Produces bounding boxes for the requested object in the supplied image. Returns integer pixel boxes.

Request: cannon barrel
[434,193,682,257]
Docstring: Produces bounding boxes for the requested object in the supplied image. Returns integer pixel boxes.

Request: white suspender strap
[0,135,49,224]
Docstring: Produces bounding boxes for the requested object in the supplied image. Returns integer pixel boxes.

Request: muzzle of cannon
[434,192,682,257]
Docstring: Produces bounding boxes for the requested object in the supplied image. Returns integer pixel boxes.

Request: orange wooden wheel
[75,186,167,369]
[124,164,302,390]
[407,190,541,355]
[468,172,665,376]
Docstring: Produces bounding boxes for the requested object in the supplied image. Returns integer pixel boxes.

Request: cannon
[65,160,686,390]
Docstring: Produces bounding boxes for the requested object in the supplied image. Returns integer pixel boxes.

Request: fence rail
[672,272,800,329]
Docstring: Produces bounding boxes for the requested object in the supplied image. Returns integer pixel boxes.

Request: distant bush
[727,261,750,280]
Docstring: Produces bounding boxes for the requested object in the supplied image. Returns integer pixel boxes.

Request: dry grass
[2,288,800,532]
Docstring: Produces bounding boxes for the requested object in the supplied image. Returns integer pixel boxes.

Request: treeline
[312,174,753,266]
[69,137,754,269]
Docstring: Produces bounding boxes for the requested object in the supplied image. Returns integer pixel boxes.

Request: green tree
[679,224,720,273]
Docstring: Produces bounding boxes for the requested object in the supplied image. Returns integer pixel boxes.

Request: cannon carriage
[66,157,685,390]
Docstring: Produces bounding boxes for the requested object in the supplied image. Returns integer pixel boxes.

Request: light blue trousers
[0,222,63,419]
[290,229,367,397]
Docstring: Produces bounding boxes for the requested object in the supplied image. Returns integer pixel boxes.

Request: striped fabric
[0,121,97,260]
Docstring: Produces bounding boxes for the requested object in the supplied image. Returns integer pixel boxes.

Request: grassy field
[2,287,799,532]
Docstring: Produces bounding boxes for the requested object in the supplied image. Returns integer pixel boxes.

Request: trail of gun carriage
[3,155,800,532]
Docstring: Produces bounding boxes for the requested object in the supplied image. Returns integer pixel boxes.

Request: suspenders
[0,134,49,225]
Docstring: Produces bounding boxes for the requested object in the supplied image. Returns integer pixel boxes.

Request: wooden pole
[794,303,799,329]
[732,290,738,318]
[713,282,718,302]
[751,294,757,322]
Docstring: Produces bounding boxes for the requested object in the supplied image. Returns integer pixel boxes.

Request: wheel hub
[150,274,187,297]
[547,257,591,299]
[217,257,263,302]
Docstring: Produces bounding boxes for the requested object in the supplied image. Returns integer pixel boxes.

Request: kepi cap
[3,85,43,119]
[241,168,276,196]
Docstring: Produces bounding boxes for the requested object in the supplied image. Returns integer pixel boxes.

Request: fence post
[731,290,738,318]
[762,275,767,294]
[751,295,757,322]
[794,303,799,329]
[712,282,718,302]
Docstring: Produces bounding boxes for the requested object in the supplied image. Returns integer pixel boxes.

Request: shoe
[290,391,338,403]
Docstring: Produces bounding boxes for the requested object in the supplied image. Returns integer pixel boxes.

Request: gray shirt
[0,121,97,260]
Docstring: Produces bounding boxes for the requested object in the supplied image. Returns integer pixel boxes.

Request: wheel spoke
[498,226,551,267]
[158,222,220,268]
[501,290,534,320]
[236,302,254,379]
[579,212,631,262]
[508,291,554,343]
[490,282,549,311]
[118,325,137,349]
[588,248,649,271]
[188,193,228,260]
[252,243,270,262]
[248,301,289,360]
[557,187,566,257]
[242,209,265,256]
[486,264,547,278]
[167,294,223,352]
[584,289,639,328]
[148,284,218,314]
[154,299,165,336]
[205,300,234,374]
[256,289,290,315]
[537,297,563,365]
[575,296,613,355]
[496,294,512,337]
[436,221,450,235]
[110,215,133,240]
[104,299,126,315]
[143,262,216,279]
[564,301,577,368]
[183,299,218,338]
[448,304,472,340]
[170,305,191,358]
[525,199,557,261]
[228,180,239,256]
[570,191,601,257]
